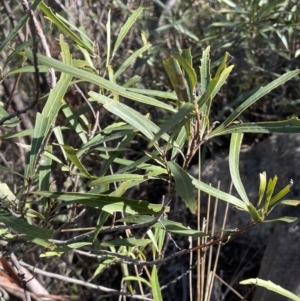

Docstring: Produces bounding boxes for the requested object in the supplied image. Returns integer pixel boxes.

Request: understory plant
[0,2,300,301]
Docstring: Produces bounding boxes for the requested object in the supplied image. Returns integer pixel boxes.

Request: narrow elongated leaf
[93,211,110,241]
[38,2,93,52]
[96,237,151,247]
[0,106,20,127]
[0,129,33,139]
[199,46,211,96]
[240,278,300,301]
[167,162,196,213]
[172,52,197,91]
[151,265,163,301]
[263,216,297,223]
[123,276,151,288]
[119,215,207,237]
[171,126,187,160]
[270,181,293,206]
[0,165,24,178]
[163,56,189,104]
[272,200,300,207]
[190,175,247,210]
[94,258,117,276]
[89,174,155,187]
[263,175,278,212]
[89,92,170,142]
[125,88,177,100]
[0,182,19,206]
[26,51,176,112]
[99,133,135,177]
[114,44,152,79]
[25,113,49,181]
[112,7,143,56]
[258,172,267,206]
[42,35,72,125]
[198,63,234,110]
[210,117,300,137]
[151,103,194,145]
[147,229,160,257]
[211,69,300,137]
[61,145,95,179]
[248,203,263,222]
[32,191,168,215]
[39,145,52,211]
[5,65,49,77]
[0,209,53,248]
[106,10,111,65]
[25,36,73,181]
[0,5,30,54]
[229,133,250,205]
[100,154,167,175]
[62,101,87,144]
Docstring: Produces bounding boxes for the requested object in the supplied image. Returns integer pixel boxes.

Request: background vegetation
[0,1,299,301]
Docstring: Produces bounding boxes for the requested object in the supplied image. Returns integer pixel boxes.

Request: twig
[19,261,153,301]
[8,252,31,301]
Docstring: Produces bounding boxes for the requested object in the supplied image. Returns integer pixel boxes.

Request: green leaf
[5,65,49,77]
[98,133,136,177]
[151,265,163,301]
[119,215,207,237]
[62,101,87,144]
[263,175,278,212]
[209,117,300,137]
[270,181,293,206]
[0,106,20,127]
[229,133,250,205]
[89,174,155,187]
[32,191,168,215]
[263,216,297,223]
[61,144,95,179]
[25,36,73,181]
[93,211,110,241]
[39,145,52,211]
[0,129,33,139]
[199,46,211,97]
[25,51,176,113]
[247,203,263,222]
[125,88,177,100]
[123,276,151,288]
[0,199,53,249]
[89,92,170,142]
[198,53,234,110]
[24,113,49,181]
[258,172,267,207]
[210,69,300,137]
[96,237,151,247]
[106,10,111,65]
[171,126,187,161]
[151,102,194,145]
[240,278,300,301]
[38,2,93,52]
[112,7,143,57]
[272,200,300,207]
[190,175,247,210]
[167,161,196,213]
[94,258,117,276]
[163,56,189,105]
[114,44,152,79]
[172,52,197,92]
[0,165,24,178]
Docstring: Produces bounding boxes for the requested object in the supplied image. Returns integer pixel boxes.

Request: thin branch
[19,261,153,301]
[8,252,31,301]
